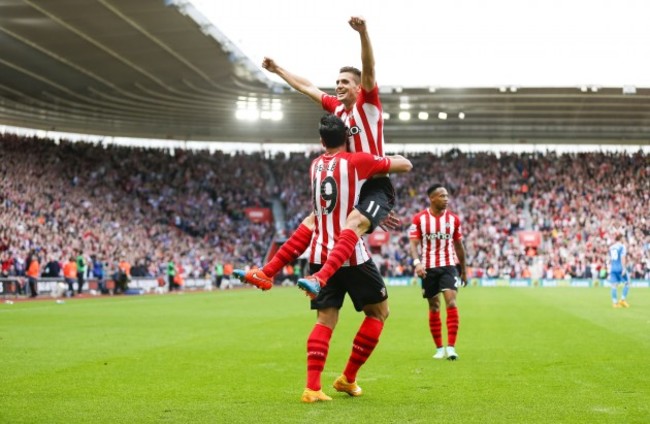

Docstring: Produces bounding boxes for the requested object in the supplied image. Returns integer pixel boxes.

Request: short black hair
[319,113,347,148]
[427,184,444,196]
[339,66,361,82]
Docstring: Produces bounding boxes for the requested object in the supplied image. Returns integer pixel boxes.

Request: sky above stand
[190,0,649,88]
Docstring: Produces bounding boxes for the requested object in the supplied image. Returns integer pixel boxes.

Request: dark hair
[339,66,361,81]
[319,113,347,148]
[427,184,444,196]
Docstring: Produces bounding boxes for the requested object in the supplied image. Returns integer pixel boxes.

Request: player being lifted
[234,16,397,297]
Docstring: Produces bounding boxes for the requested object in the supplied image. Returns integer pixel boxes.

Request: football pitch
[1,286,648,423]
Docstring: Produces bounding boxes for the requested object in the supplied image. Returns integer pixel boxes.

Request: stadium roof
[1,0,649,146]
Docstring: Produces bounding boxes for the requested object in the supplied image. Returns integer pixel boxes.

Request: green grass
[1,286,648,423]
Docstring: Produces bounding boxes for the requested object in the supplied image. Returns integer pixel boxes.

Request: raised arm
[348,16,375,92]
[262,57,325,105]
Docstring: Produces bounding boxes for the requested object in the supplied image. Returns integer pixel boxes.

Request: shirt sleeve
[358,84,380,109]
[408,214,422,240]
[321,94,339,113]
[350,153,390,179]
[454,216,463,241]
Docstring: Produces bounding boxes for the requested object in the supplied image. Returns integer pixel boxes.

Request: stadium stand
[1,133,648,298]
[389,150,649,280]
[268,149,649,281]
[0,134,274,295]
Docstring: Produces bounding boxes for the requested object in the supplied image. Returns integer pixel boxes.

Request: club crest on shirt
[348,125,362,136]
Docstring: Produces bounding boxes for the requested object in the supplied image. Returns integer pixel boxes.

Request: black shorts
[421,266,461,298]
[309,260,388,312]
[355,176,395,233]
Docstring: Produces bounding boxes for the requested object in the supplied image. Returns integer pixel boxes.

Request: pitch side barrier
[1,277,72,298]
[1,276,244,298]
[383,277,650,288]
[126,277,244,292]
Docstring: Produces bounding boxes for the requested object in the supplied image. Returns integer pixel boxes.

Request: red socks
[343,317,383,383]
[306,324,332,391]
[314,229,359,283]
[429,307,460,347]
[446,306,459,347]
[263,224,312,277]
[428,310,443,348]
[307,317,386,389]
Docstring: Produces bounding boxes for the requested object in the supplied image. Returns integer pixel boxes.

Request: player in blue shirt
[608,234,630,308]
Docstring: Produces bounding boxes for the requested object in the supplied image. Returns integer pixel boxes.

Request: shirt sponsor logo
[424,232,452,240]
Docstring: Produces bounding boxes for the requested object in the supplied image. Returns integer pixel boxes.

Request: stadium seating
[1,134,648,285]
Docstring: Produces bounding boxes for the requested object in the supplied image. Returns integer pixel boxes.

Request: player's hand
[261,57,278,73]
[415,263,426,278]
[348,16,367,32]
[379,210,401,231]
[460,271,468,287]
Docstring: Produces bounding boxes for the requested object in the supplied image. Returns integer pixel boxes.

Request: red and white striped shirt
[409,209,463,268]
[321,85,384,156]
[309,151,391,265]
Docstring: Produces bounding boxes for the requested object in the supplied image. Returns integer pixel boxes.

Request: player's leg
[302,307,338,403]
[302,268,344,403]
[441,267,461,360]
[610,285,619,307]
[443,289,460,360]
[619,274,630,307]
[422,269,446,358]
[610,272,621,307]
[236,214,315,291]
[427,294,445,359]
[334,262,388,396]
[335,302,387,397]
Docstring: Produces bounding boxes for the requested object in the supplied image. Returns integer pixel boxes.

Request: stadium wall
[384,277,650,288]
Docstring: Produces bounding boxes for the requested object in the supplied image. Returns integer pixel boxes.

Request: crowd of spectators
[1,134,274,287]
[386,150,649,280]
[270,148,649,281]
[267,151,314,232]
[1,133,648,292]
